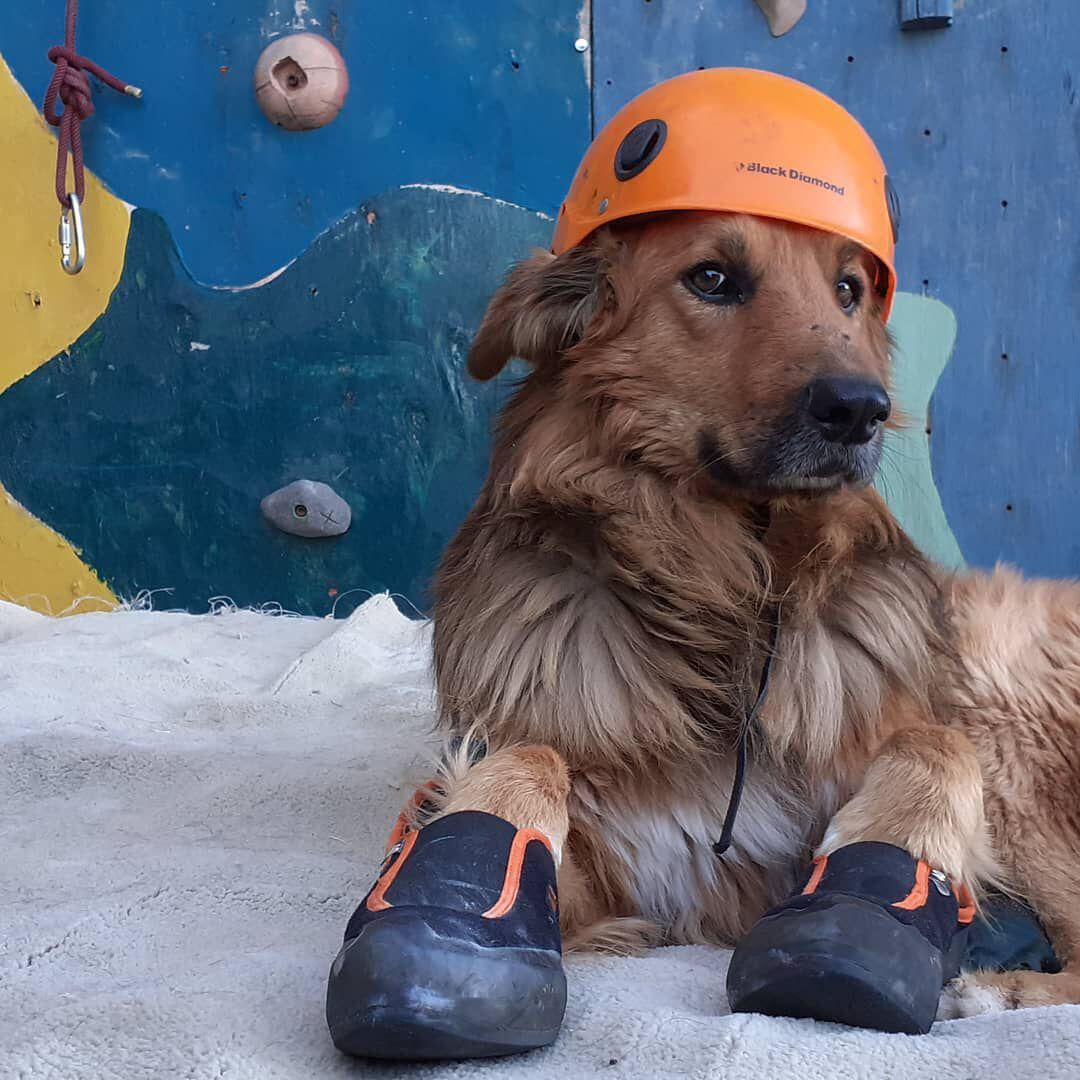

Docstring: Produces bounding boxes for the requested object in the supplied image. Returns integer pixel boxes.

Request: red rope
[43,0,140,209]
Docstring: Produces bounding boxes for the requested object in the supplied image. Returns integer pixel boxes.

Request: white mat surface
[1,595,1074,1079]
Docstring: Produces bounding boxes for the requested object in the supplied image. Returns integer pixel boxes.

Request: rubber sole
[326,911,567,1060]
[726,894,947,1035]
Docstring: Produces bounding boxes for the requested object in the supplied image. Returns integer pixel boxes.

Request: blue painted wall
[7,0,588,285]
[594,0,1080,577]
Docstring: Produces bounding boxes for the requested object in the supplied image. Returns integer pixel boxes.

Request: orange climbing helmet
[551,68,900,319]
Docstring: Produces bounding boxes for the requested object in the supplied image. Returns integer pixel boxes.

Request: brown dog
[430,210,1080,1017]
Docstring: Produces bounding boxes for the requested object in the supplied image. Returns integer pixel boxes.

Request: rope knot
[42,0,140,211]
[45,46,95,124]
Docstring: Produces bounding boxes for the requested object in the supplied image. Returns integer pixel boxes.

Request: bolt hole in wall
[272,57,308,91]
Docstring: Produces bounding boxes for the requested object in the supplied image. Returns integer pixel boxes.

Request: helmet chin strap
[713,603,782,857]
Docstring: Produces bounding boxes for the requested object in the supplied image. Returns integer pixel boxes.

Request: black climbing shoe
[964,893,1060,974]
[727,841,974,1035]
[326,809,566,1060]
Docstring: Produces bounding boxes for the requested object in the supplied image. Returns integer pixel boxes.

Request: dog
[430,208,1080,1018]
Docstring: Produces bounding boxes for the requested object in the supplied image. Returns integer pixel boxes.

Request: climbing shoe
[726,841,974,1035]
[965,893,1059,974]
[326,808,567,1060]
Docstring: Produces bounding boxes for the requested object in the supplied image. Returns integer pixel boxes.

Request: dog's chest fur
[436,489,943,942]
[562,544,942,943]
[570,758,826,944]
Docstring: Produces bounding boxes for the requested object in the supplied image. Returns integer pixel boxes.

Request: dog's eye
[836,276,861,312]
[685,264,744,305]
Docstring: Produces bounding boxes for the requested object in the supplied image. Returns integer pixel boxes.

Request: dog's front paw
[937,973,1009,1020]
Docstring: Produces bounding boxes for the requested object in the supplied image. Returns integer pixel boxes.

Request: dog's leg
[818,725,993,890]
[439,743,571,860]
[939,841,1080,1016]
[815,725,1080,1017]
[438,744,657,952]
[729,725,994,1033]
[937,767,1080,1017]
[935,568,1080,1015]
[327,744,577,1059]
[813,725,1080,1016]
[941,967,1080,1016]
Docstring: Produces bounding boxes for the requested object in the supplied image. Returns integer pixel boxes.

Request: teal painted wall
[0,191,546,614]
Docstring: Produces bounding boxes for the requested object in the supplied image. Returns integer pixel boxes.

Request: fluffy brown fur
[430,212,1080,1013]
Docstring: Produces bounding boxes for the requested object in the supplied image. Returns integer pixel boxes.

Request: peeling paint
[207,262,294,293]
[401,183,553,221]
[204,185,549,296]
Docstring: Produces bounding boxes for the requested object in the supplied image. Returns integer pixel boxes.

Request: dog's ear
[467,243,613,381]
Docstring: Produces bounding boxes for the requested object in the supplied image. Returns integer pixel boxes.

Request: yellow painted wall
[0,55,127,613]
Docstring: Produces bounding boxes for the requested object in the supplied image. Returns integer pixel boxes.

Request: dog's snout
[805,376,891,445]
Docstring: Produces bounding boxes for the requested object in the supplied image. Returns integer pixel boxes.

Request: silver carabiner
[59,192,86,275]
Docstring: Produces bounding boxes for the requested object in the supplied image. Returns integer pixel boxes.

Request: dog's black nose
[805,377,891,445]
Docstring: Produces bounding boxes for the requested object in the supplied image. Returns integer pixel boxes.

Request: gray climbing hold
[753,0,807,37]
[261,479,352,538]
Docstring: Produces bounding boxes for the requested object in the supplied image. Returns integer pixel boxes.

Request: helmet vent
[614,119,668,181]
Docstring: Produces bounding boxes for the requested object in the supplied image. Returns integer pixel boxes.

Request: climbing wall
[2,0,1077,615]
[0,2,589,614]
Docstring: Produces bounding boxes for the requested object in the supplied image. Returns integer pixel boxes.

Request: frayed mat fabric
[1,594,1076,1078]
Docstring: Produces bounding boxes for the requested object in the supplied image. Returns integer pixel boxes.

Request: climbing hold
[900,0,954,30]
[261,480,352,538]
[752,0,808,37]
[253,33,349,131]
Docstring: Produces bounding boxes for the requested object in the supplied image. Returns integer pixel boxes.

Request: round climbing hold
[253,33,349,131]
[261,480,351,538]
